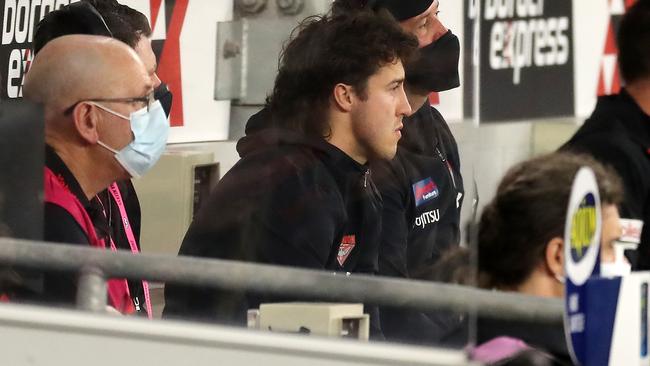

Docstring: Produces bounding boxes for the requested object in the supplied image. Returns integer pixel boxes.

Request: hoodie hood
[237,108,368,174]
[237,108,327,158]
[243,107,272,136]
[569,89,650,147]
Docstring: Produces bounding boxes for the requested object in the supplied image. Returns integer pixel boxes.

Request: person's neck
[48,139,115,200]
[405,86,429,113]
[326,116,368,165]
[626,79,650,116]
[514,271,563,298]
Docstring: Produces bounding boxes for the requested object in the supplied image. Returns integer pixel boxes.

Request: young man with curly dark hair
[163,12,418,336]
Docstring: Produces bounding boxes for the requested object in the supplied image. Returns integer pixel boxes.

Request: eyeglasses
[63,92,155,116]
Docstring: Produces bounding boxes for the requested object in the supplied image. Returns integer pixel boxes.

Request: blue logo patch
[412,178,439,207]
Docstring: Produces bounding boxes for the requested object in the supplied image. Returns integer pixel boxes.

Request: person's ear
[545,237,565,278]
[72,103,100,144]
[332,83,355,112]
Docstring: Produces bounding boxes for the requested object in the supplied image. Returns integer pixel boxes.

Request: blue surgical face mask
[93,101,169,178]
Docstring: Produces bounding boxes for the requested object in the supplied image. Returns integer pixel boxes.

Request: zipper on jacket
[436,147,457,190]
[363,169,370,188]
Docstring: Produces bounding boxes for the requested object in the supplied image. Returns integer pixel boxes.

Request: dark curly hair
[617,0,650,84]
[478,152,623,289]
[266,12,418,138]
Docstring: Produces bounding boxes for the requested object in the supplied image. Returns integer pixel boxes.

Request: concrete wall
[450,117,580,227]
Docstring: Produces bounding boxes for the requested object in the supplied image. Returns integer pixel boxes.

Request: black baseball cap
[33,2,112,54]
[367,0,434,21]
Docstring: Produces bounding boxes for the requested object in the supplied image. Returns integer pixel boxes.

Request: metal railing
[0,237,564,324]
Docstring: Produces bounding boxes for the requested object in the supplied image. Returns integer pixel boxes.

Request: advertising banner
[464,0,575,122]
[83,0,233,142]
[0,0,81,100]
[563,167,602,365]
[0,0,232,142]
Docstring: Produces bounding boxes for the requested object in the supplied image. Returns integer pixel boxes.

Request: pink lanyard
[106,236,135,314]
[107,183,153,319]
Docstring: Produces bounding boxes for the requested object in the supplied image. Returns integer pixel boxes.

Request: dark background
[0,99,43,240]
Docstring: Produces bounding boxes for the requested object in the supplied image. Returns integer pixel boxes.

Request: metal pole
[76,266,107,314]
[0,238,564,324]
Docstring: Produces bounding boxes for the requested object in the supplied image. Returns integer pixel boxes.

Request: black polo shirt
[42,145,111,305]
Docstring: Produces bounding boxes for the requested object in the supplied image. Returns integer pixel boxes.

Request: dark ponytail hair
[478,152,623,289]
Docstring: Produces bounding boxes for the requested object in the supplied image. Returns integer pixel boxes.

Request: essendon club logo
[149,0,188,127]
[337,235,356,267]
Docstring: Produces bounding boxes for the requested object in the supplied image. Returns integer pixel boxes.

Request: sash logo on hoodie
[412,177,439,207]
[337,235,356,266]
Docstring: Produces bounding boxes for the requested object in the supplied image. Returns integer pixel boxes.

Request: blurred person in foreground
[423,152,624,364]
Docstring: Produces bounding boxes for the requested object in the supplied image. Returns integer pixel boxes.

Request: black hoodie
[163,109,383,330]
[562,90,650,269]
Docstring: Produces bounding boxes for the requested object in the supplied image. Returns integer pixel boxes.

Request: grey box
[133,149,219,255]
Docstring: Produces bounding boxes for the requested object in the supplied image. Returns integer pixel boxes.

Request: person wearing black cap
[333,0,465,346]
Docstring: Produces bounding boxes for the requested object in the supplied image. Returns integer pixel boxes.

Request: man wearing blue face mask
[29,0,173,317]
[23,34,169,314]
[332,0,465,346]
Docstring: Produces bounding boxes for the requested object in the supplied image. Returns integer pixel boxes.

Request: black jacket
[39,146,147,316]
[163,110,383,329]
[373,103,464,344]
[561,90,650,269]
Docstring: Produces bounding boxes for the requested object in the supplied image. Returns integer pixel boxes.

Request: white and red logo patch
[337,235,356,267]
